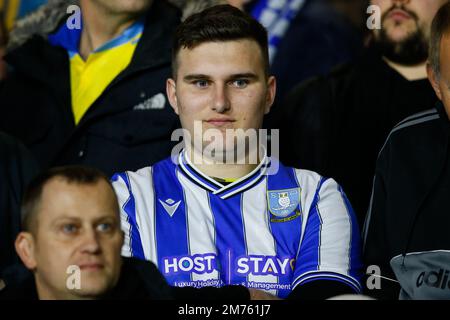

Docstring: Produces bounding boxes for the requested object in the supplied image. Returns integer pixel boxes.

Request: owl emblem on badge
[267,188,301,219]
[278,192,291,208]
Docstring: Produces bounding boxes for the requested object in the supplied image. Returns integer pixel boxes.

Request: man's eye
[62,224,78,234]
[231,79,249,88]
[194,80,209,88]
[97,223,114,233]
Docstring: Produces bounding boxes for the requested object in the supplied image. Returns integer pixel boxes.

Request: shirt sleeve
[111,172,144,259]
[292,177,363,293]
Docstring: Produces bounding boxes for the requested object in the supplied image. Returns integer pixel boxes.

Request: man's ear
[264,76,276,115]
[427,63,442,101]
[15,232,37,270]
[166,78,179,115]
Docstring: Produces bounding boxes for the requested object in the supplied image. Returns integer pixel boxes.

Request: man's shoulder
[379,108,443,157]
[112,157,175,185]
[0,268,36,300]
[390,108,441,134]
[276,160,331,190]
[113,257,173,300]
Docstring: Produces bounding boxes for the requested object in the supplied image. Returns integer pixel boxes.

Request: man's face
[371,0,448,64]
[20,178,124,299]
[428,33,450,120]
[89,0,153,15]
[167,40,276,159]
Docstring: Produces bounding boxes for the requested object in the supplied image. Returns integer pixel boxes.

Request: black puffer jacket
[0,0,181,175]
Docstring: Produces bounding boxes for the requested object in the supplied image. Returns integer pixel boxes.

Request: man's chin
[377,28,428,65]
[382,22,417,42]
[68,281,111,299]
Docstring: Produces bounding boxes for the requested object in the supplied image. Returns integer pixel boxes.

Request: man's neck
[383,57,428,81]
[186,147,261,182]
[79,2,140,60]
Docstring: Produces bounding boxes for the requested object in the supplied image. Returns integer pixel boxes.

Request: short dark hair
[172,4,269,78]
[429,1,450,78]
[21,165,116,233]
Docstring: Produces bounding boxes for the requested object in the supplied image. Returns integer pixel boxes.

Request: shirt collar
[177,148,270,199]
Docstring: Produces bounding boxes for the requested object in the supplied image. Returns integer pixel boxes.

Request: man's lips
[388,9,412,21]
[78,263,104,271]
[205,119,236,127]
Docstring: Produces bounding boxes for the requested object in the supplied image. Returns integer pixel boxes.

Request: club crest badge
[267,188,301,222]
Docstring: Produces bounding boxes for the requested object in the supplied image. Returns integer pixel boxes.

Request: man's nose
[211,84,231,113]
[80,228,101,254]
[392,0,410,5]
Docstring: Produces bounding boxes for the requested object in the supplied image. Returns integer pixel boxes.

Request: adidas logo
[159,198,181,217]
[416,269,450,290]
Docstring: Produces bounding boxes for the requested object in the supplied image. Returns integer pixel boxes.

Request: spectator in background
[228,0,364,114]
[280,0,447,226]
[0,0,198,176]
[363,2,450,300]
[1,166,174,299]
[0,132,39,285]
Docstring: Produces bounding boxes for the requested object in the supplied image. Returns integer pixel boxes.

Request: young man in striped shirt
[112,4,362,300]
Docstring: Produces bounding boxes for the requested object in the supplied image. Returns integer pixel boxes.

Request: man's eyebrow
[183,74,211,81]
[183,73,259,81]
[51,215,118,224]
[228,73,258,79]
[51,216,80,225]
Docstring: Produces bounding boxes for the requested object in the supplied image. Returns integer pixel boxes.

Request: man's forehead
[176,40,265,76]
[39,179,117,218]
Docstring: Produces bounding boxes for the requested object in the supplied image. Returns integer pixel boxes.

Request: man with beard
[363,2,450,299]
[278,0,448,227]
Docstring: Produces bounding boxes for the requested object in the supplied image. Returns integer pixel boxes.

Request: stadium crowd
[0,0,449,301]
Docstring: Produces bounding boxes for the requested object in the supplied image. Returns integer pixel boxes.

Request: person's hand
[249,288,281,300]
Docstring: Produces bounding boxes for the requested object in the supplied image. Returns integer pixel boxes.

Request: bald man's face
[16,178,124,300]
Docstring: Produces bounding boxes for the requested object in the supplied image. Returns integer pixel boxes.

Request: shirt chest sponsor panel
[148,165,304,297]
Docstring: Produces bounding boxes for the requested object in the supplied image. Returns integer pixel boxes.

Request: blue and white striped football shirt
[112,150,362,298]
